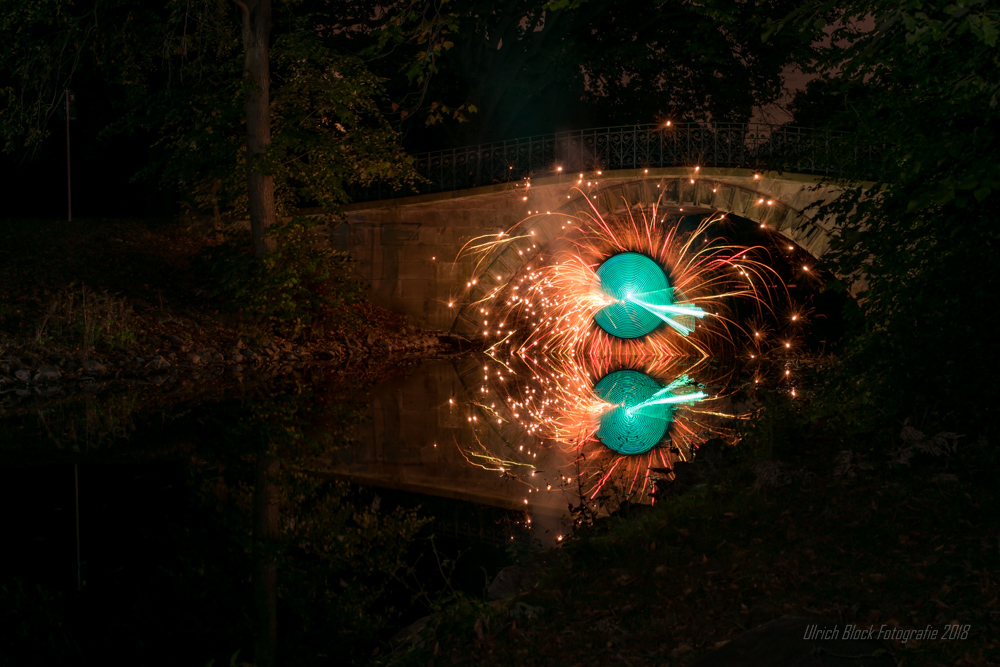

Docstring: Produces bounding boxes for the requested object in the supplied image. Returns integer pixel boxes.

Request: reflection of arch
[453,354,545,464]
[452,176,833,337]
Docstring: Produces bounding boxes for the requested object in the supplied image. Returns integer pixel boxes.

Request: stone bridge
[327,124,863,516]
[336,166,848,332]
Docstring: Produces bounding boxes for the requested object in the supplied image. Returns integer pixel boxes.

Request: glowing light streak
[628,297,707,336]
[625,389,708,416]
[450,188,788,513]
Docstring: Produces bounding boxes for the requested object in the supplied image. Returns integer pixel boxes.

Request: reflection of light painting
[592,252,707,338]
[593,370,706,455]
[452,188,783,518]
[460,352,735,505]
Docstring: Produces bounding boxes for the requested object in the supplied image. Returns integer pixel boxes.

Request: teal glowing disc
[593,370,708,455]
[593,370,672,455]
[593,252,673,339]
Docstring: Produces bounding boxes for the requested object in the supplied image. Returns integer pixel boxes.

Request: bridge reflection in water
[321,355,736,545]
[322,357,578,544]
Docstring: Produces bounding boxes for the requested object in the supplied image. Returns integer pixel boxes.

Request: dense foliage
[371,0,813,148]
[0,1,421,221]
[196,217,364,337]
[771,0,1000,434]
[3,1,995,425]
[201,377,431,663]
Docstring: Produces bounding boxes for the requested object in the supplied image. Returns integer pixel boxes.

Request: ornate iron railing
[354,122,868,202]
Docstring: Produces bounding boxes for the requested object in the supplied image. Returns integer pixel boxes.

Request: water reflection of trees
[0,390,142,454]
[0,374,431,666]
[185,373,430,665]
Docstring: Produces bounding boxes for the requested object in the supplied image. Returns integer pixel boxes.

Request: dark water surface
[1,354,751,665]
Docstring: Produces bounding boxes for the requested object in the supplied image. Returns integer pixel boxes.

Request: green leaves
[0,0,103,154]
[196,217,363,338]
[372,0,810,142]
[425,100,477,125]
[968,12,999,45]
[775,0,1000,434]
[1,1,421,219]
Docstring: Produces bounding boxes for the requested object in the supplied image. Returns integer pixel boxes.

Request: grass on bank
[33,285,139,351]
[1,216,210,361]
[0,216,397,367]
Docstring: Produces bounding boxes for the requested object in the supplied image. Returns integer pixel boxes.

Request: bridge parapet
[356,123,867,202]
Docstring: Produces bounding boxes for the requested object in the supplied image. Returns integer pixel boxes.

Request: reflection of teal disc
[593,252,673,339]
[593,370,673,455]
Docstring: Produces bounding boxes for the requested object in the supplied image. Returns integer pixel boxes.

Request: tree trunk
[252,453,279,667]
[239,0,277,256]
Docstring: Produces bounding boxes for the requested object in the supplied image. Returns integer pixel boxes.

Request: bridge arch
[341,167,847,332]
[448,168,843,336]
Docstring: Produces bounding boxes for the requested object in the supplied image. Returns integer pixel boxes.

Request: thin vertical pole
[74,463,81,591]
[65,90,72,223]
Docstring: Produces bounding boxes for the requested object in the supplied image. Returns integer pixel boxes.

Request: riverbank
[0,217,469,406]
[381,388,1000,667]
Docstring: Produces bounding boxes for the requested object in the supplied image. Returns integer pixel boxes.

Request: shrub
[197,217,364,338]
[34,285,138,351]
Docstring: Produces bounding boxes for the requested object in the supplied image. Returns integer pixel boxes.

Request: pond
[2,206,844,664]
[0,349,762,665]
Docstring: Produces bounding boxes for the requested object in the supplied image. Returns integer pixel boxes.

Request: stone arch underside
[451,176,838,337]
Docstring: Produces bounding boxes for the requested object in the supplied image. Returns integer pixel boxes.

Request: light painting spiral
[593,370,706,454]
[592,252,707,339]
